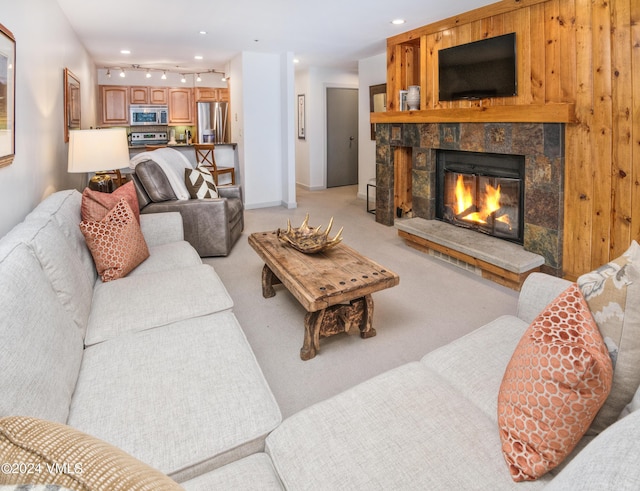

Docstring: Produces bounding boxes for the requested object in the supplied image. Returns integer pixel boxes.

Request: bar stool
[194,144,236,186]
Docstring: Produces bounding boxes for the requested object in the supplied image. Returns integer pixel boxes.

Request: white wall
[294,68,358,190]
[357,53,387,200]
[0,1,96,237]
[231,51,296,209]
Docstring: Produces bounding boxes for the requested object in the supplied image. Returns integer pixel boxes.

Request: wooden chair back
[194,144,235,185]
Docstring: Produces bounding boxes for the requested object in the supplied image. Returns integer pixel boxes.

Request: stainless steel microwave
[129,105,168,126]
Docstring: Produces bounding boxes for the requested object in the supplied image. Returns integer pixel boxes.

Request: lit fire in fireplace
[454,175,511,228]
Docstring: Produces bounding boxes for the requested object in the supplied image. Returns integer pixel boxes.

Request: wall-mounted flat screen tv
[438,33,517,101]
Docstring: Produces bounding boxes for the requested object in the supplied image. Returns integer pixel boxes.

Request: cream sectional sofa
[2,189,640,490]
[0,189,281,487]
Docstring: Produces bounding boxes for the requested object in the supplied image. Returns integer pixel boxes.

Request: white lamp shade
[68,128,130,173]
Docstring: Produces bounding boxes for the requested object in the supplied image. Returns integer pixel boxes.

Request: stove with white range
[130,131,168,146]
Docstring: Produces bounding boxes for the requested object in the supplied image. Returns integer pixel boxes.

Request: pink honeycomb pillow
[80,198,149,282]
[497,283,613,481]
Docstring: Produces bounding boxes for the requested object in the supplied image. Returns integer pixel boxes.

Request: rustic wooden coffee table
[248,231,400,360]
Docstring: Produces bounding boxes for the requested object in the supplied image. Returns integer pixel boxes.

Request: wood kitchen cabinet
[195,87,229,102]
[168,87,193,124]
[130,86,168,105]
[100,85,129,126]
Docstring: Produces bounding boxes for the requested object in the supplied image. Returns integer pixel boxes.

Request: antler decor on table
[276,213,343,254]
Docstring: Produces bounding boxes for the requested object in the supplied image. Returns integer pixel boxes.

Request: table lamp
[68,128,130,192]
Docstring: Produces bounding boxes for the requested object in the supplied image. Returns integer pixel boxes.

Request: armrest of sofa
[141,199,232,256]
[217,185,243,201]
[139,211,185,246]
[516,272,572,324]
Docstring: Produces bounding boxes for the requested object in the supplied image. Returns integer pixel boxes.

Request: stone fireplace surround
[375,122,564,277]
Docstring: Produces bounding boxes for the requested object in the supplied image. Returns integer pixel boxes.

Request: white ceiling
[56,0,495,74]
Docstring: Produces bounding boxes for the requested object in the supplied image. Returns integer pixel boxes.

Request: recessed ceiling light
[391,19,406,25]
[194,55,203,60]
[293,58,300,64]
[120,49,131,54]
[199,30,207,35]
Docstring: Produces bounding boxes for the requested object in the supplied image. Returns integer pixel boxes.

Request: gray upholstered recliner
[131,159,244,257]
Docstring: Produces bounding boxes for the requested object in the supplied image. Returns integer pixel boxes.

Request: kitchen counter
[128,143,239,185]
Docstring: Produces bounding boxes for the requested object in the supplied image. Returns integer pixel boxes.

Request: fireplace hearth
[436,150,525,244]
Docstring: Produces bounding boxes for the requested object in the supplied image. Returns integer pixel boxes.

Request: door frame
[322,82,358,189]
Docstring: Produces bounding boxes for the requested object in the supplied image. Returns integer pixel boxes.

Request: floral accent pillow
[577,240,640,434]
[185,165,218,199]
[498,283,613,481]
[80,198,149,282]
[81,180,140,223]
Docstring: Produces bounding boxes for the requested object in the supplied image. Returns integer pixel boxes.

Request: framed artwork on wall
[369,83,386,140]
[64,68,81,142]
[0,23,15,168]
[297,94,305,139]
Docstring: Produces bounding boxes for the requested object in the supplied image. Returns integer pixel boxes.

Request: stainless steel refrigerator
[197,101,230,144]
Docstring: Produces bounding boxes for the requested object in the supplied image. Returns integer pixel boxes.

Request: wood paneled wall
[385,0,640,279]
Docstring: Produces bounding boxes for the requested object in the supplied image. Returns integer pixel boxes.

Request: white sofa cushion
[86,264,233,345]
[0,243,84,422]
[266,361,552,490]
[544,408,640,490]
[421,314,529,423]
[181,453,283,490]
[68,311,282,482]
[128,240,202,277]
[25,190,97,284]
[30,219,94,334]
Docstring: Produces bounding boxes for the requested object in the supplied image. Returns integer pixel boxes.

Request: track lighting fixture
[101,66,228,83]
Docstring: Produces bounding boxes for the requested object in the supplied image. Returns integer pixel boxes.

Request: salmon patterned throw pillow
[497,283,613,481]
[81,180,140,223]
[80,198,149,282]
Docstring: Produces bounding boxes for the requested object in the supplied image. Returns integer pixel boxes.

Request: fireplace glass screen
[437,150,524,244]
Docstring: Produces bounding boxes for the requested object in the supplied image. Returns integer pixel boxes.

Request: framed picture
[369,83,386,140]
[64,68,81,142]
[297,94,305,139]
[0,23,15,168]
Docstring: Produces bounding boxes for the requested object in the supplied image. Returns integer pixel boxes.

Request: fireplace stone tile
[412,196,433,220]
[376,143,391,166]
[525,184,562,231]
[484,123,512,154]
[413,148,429,170]
[375,187,394,226]
[512,124,544,156]
[376,162,392,190]
[439,124,460,149]
[524,224,560,270]
[544,124,564,158]
[375,123,390,146]
[412,169,432,201]
[459,124,486,152]
[420,124,439,148]
[402,123,421,147]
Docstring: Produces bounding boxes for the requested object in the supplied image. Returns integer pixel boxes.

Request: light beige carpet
[204,185,518,418]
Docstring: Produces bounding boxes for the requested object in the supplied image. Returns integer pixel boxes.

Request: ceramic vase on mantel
[406,85,421,111]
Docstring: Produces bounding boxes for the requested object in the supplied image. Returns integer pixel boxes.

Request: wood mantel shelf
[370,104,576,124]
